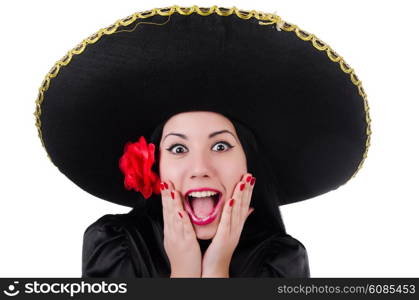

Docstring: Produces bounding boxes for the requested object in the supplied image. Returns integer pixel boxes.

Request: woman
[82,111,310,277]
[35,5,370,278]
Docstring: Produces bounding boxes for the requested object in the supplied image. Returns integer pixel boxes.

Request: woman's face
[159,111,247,240]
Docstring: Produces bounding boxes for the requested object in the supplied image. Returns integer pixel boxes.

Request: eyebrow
[163,130,238,143]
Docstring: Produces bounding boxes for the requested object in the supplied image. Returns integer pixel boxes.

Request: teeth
[188,190,218,198]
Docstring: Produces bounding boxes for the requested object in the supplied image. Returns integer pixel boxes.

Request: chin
[194,223,218,240]
[196,232,215,240]
[193,211,223,240]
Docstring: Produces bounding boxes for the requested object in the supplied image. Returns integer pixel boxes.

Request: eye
[167,144,188,154]
[212,141,233,152]
[166,141,234,155]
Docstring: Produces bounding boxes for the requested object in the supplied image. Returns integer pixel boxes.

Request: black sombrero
[35,5,371,207]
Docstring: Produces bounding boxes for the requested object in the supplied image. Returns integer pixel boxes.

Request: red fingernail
[160,182,165,191]
[164,182,169,189]
[178,211,183,218]
[250,177,256,186]
[246,175,252,182]
[171,191,175,199]
[229,199,234,207]
[240,183,246,191]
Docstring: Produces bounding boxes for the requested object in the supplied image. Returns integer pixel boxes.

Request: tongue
[191,197,215,218]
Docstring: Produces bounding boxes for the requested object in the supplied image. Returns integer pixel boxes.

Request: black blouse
[82,208,310,278]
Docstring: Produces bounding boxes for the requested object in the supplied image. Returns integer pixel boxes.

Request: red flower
[119,136,161,199]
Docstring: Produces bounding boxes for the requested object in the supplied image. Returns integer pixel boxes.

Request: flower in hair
[119,136,161,199]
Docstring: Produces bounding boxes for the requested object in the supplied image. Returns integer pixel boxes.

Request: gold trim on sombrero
[34,4,371,182]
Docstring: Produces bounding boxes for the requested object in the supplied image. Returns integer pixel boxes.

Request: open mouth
[184,190,223,225]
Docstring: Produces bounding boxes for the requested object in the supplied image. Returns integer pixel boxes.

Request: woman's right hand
[160,180,202,277]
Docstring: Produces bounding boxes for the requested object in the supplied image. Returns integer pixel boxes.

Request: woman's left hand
[201,173,256,277]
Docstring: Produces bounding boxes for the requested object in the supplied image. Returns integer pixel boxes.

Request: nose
[189,151,213,179]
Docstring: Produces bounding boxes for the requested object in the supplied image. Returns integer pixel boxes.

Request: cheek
[218,153,247,179]
[159,154,170,178]
[159,155,186,185]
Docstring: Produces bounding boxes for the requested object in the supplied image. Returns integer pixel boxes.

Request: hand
[160,180,202,277]
[201,173,256,277]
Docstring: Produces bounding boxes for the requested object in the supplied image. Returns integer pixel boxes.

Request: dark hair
[143,113,287,243]
[232,119,287,237]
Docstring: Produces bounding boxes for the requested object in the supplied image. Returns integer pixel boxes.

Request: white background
[1,0,418,277]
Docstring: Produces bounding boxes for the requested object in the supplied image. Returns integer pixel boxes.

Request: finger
[241,174,253,208]
[181,207,197,239]
[172,183,185,212]
[241,174,255,218]
[167,180,184,238]
[231,173,250,232]
[160,181,171,235]
[231,173,249,207]
[171,183,195,238]
[218,196,233,236]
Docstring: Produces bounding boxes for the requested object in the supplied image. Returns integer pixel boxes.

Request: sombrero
[34,5,371,207]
